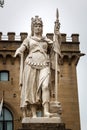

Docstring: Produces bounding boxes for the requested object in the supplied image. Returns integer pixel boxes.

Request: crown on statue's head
[31,16,43,26]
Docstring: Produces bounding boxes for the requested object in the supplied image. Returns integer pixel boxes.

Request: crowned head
[31,16,43,26]
[31,16,43,36]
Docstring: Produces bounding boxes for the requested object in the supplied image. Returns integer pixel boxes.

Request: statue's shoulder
[26,35,31,40]
[28,36,37,41]
[23,35,33,43]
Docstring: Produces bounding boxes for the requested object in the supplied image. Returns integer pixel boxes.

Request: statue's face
[34,24,43,35]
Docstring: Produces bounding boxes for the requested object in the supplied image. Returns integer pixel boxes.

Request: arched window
[0,107,13,130]
[0,71,9,81]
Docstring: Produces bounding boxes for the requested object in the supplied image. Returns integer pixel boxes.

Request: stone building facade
[0,32,82,130]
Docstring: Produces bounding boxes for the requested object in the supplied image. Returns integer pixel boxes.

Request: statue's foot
[44,112,53,118]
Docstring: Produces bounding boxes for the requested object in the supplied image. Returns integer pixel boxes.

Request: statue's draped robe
[16,36,61,108]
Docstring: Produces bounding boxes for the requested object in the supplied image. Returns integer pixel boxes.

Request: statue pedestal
[18,117,69,130]
[22,117,61,123]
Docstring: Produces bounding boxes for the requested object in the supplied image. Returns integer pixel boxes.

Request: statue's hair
[31,16,43,36]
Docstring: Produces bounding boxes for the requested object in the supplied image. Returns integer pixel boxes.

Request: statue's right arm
[14,38,29,57]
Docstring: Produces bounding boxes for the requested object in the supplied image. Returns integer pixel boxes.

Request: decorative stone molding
[61,53,82,65]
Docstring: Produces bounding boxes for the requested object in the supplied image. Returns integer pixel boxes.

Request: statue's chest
[29,40,48,51]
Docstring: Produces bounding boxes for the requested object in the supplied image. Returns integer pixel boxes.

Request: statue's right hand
[13,51,19,57]
[13,53,17,58]
[13,51,21,58]
[13,48,22,57]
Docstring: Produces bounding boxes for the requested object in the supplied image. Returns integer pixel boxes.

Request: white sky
[0,0,87,130]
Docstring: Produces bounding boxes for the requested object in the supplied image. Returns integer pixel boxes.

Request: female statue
[14,16,61,118]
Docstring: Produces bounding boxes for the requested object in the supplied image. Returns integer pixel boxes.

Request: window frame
[0,70,9,81]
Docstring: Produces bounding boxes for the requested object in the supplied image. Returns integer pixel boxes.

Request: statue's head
[31,16,43,36]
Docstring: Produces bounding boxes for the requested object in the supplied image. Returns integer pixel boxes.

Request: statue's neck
[34,33,42,39]
[30,35,45,42]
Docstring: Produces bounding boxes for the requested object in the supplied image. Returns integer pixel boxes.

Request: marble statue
[14,11,61,118]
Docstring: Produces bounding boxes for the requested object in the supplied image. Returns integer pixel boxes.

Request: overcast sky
[0,0,87,130]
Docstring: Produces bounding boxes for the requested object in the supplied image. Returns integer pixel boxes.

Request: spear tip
[56,8,59,20]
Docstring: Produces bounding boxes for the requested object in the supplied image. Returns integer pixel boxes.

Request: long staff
[54,8,61,102]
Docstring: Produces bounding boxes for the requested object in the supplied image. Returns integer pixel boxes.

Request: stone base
[18,117,71,130]
[22,117,61,123]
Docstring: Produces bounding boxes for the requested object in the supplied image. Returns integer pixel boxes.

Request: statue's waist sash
[25,51,50,69]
